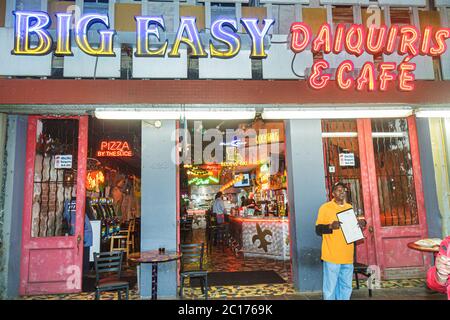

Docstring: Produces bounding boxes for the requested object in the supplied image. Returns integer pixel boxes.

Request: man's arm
[316,224,333,236]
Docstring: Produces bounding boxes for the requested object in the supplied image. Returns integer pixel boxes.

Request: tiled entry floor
[20,229,443,300]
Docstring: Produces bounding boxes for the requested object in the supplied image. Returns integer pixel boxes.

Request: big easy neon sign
[11,11,450,91]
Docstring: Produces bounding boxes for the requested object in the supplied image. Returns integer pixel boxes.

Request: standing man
[315,182,366,300]
[212,192,226,224]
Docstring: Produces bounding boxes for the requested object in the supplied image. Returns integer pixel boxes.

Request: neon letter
[430,28,450,56]
[308,60,331,90]
[55,13,72,56]
[12,11,52,55]
[378,62,397,91]
[356,62,376,91]
[345,24,365,57]
[398,61,416,91]
[135,16,168,57]
[75,14,115,56]
[169,17,207,57]
[336,60,354,90]
[290,22,311,53]
[241,18,275,59]
[312,24,332,54]
[398,26,419,57]
[333,24,346,54]
[384,25,399,55]
[210,18,241,58]
[366,25,387,56]
[419,26,433,56]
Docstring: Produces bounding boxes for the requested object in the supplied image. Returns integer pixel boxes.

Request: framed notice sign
[339,153,355,167]
[55,155,73,169]
[336,208,364,244]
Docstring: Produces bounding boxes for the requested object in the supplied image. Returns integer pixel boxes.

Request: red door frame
[19,115,88,295]
[356,119,378,266]
[359,116,430,278]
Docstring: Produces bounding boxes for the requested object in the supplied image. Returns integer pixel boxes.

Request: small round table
[407,241,440,265]
[129,250,181,300]
[407,242,440,253]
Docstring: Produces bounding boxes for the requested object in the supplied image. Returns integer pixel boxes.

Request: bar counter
[229,216,290,260]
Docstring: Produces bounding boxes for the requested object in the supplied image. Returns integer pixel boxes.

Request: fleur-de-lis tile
[252,223,272,252]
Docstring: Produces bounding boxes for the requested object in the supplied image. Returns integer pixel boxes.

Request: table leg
[151,263,158,300]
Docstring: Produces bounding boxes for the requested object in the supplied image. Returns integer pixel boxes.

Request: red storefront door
[360,117,431,279]
[19,116,88,295]
[322,117,430,279]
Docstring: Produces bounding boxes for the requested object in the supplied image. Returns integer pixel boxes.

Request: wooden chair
[110,234,129,266]
[94,251,129,300]
[180,218,193,243]
[118,219,135,254]
[179,243,208,300]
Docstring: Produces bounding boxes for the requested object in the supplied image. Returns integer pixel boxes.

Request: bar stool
[110,234,129,266]
[118,219,135,254]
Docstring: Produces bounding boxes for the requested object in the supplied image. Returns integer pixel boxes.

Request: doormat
[190,271,286,287]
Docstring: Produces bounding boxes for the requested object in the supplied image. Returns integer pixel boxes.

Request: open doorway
[82,118,142,292]
[178,118,292,292]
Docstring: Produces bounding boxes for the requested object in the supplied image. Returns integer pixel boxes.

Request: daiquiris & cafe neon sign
[11,11,450,91]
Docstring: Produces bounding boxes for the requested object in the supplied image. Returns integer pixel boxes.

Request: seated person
[426,236,450,299]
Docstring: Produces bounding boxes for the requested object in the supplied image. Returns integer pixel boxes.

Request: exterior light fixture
[415,109,450,118]
[261,107,413,119]
[94,108,256,120]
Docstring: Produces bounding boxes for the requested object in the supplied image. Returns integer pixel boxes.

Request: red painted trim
[356,119,377,266]
[407,116,432,269]
[19,116,38,295]
[75,116,88,280]
[362,119,387,274]
[1,79,450,106]
[283,121,295,285]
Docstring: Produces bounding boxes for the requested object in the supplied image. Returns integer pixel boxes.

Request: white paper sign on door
[55,155,73,169]
[339,153,355,167]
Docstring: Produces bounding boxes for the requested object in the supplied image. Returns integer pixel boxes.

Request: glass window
[371,118,419,226]
[16,0,42,11]
[31,119,79,238]
[322,120,364,217]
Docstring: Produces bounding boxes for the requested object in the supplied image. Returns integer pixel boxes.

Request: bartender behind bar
[245,193,261,215]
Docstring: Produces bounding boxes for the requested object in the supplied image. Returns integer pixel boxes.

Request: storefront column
[140,120,177,299]
[436,118,450,237]
[0,115,27,299]
[417,118,445,238]
[285,119,326,292]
